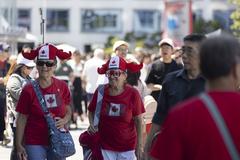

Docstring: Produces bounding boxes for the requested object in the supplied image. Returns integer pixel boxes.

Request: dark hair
[13,64,25,76]
[126,70,140,86]
[22,44,31,49]
[183,33,206,43]
[200,35,240,80]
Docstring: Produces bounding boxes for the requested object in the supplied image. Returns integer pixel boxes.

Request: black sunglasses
[36,61,55,67]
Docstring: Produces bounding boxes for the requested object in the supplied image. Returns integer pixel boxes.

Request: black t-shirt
[145,59,182,100]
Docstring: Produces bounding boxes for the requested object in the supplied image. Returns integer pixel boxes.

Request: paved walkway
[0,119,89,160]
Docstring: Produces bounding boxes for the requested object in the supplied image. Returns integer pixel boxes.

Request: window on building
[81,9,122,33]
[133,10,160,33]
[17,9,31,31]
[47,9,69,32]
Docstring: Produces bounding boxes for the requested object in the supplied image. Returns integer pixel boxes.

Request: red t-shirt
[16,78,71,145]
[88,84,145,152]
[150,91,240,160]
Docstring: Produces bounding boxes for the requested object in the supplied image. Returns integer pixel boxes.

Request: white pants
[101,149,136,160]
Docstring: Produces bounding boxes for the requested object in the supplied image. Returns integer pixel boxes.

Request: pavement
[0,118,89,160]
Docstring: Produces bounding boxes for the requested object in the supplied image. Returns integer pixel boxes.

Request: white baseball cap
[113,40,129,52]
[17,53,36,67]
[158,38,174,48]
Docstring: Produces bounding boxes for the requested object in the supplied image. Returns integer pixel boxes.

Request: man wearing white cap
[145,38,183,101]
[6,53,35,160]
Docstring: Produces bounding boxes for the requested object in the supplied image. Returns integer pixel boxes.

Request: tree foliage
[230,0,240,37]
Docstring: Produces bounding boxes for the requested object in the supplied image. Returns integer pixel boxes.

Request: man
[82,48,105,102]
[144,34,206,158]
[145,38,182,101]
[150,34,240,160]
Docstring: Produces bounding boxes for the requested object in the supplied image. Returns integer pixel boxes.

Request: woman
[6,53,35,159]
[15,43,73,160]
[88,56,145,160]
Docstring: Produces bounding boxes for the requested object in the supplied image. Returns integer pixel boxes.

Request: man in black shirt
[144,33,206,159]
[145,38,183,101]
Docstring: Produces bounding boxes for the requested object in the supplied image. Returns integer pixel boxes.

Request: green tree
[230,0,240,37]
[193,18,221,33]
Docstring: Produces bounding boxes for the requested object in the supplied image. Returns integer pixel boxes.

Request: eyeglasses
[105,70,125,78]
[117,48,128,53]
[36,61,55,67]
[181,46,197,57]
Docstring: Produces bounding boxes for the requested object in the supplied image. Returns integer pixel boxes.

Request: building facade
[1,0,235,53]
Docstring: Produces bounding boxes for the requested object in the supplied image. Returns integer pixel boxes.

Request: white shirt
[82,57,105,93]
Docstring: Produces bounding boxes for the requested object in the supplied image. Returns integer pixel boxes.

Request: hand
[135,146,143,160]
[142,151,151,160]
[55,117,66,129]
[0,77,4,84]
[87,124,98,135]
[143,143,151,160]
[17,145,28,160]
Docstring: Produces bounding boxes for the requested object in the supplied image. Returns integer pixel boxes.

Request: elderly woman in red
[87,56,145,160]
[15,43,73,160]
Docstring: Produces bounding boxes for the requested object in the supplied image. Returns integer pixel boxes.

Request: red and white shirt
[88,84,145,152]
[16,77,71,145]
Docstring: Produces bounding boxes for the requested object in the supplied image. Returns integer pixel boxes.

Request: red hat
[97,56,143,74]
[22,43,72,60]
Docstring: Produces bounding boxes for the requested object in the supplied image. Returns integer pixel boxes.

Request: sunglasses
[105,70,125,78]
[36,61,55,67]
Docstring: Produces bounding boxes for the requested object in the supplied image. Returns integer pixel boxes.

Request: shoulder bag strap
[93,84,105,127]
[199,93,240,160]
[31,80,49,113]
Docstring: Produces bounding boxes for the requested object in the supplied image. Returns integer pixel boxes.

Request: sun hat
[112,40,129,52]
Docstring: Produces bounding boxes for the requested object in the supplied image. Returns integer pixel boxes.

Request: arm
[87,111,98,134]
[146,83,162,92]
[55,105,72,129]
[16,113,28,160]
[144,81,169,159]
[145,64,162,92]
[134,114,144,160]
[143,123,161,159]
[7,76,23,101]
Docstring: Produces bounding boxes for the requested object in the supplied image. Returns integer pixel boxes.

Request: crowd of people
[0,32,240,160]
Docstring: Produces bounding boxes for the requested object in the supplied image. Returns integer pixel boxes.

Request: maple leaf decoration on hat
[97,56,143,74]
[21,43,72,60]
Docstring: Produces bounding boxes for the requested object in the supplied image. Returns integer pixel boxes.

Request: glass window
[81,9,122,33]
[133,10,160,33]
[47,9,69,32]
[17,9,31,31]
